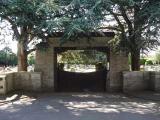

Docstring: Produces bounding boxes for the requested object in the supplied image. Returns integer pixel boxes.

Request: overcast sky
[0,21,17,53]
[0,36,17,53]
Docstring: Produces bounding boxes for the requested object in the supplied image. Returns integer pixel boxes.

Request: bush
[140,58,147,65]
[145,60,153,65]
[0,47,17,66]
[28,54,35,65]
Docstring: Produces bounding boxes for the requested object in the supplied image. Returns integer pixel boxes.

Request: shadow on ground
[0,92,160,120]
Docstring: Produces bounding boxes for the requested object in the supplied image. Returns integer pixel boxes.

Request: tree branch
[119,6,133,35]
[108,10,125,33]
[0,14,20,39]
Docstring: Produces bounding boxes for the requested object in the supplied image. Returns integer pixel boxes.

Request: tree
[0,47,17,66]
[103,0,160,70]
[56,0,160,71]
[0,0,106,71]
[1,0,160,71]
[58,50,107,64]
[0,0,60,71]
[55,0,105,43]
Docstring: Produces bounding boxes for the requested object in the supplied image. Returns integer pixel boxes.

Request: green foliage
[52,0,160,49]
[28,54,35,65]
[0,0,62,70]
[58,50,107,65]
[140,58,147,65]
[1,0,160,50]
[55,0,160,71]
[53,0,106,43]
[0,0,60,54]
[0,47,17,66]
[145,60,153,65]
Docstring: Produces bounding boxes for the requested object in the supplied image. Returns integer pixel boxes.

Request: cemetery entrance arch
[35,32,129,92]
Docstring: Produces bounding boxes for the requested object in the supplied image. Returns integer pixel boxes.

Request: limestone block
[6,73,14,92]
[0,75,7,94]
[0,73,14,94]
[31,72,42,91]
[108,51,129,92]
[150,72,160,92]
[123,71,150,92]
[35,48,54,91]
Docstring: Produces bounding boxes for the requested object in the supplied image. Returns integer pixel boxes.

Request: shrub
[140,58,147,65]
[145,60,153,65]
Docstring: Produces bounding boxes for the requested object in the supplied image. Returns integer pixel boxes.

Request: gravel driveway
[0,93,160,120]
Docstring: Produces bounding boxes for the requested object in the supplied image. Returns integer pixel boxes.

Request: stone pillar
[34,48,54,91]
[150,72,160,92]
[107,50,129,92]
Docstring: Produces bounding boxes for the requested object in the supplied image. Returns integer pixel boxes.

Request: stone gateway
[34,32,129,92]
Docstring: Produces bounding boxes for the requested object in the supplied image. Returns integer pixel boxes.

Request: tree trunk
[131,50,140,71]
[17,41,28,71]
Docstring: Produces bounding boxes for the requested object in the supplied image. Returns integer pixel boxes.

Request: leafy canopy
[0,0,160,52]
[54,0,160,51]
[0,0,62,54]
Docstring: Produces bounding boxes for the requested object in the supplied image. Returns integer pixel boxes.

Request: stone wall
[0,72,42,94]
[123,71,160,92]
[13,72,42,91]
[150,72,160,92]
[2,71,160,94]
[6,73,14,93]
[0,74,15,94]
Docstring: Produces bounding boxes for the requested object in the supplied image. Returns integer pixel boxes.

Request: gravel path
[0,93,160,120]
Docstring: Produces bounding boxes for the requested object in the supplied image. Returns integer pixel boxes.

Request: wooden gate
[57,69,107,92]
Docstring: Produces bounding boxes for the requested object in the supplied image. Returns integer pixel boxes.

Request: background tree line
[0,47,35,67]
[0,47,17,66]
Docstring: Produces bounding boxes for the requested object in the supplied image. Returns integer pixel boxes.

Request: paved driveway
[0,93,160,120]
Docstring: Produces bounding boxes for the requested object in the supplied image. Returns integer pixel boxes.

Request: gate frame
[54,47,110,92]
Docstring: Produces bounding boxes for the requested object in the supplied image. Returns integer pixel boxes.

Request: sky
[0,35,17,54]
[0,21,17,53]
